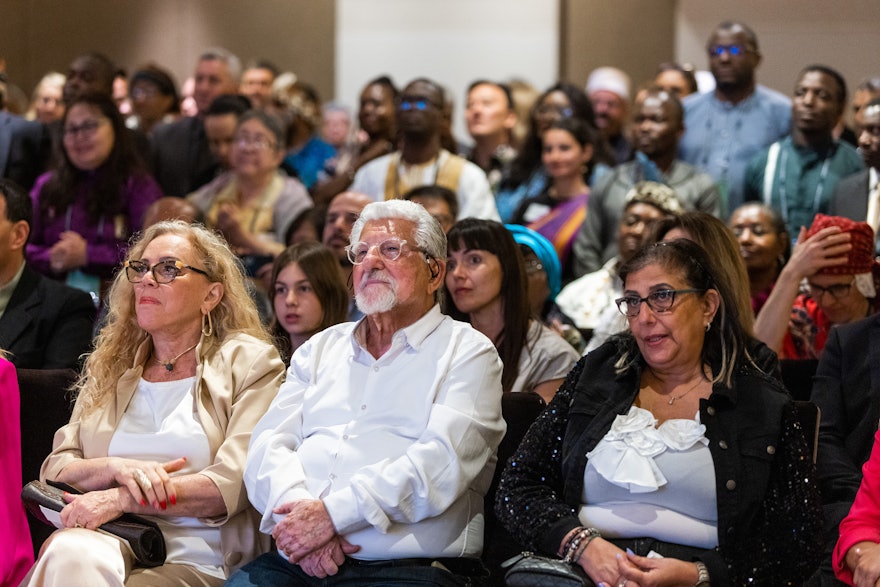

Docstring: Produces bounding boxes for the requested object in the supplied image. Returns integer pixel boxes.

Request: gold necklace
[666,376,706,405]
[153,342,198,372]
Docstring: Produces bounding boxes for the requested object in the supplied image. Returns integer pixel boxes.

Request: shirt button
[343,435,349,440]
[329,473,336,480]
[766,445,776,455]
[718,440,728,449]
[726,479,736,491]
[706,406,716,416]
[373,365,379,372]
[361,404,367,410]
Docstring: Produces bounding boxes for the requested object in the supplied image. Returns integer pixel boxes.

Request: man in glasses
[231,200,504,585]
[0,179,95,369]
[351,77,500,221]
[678,21,791,214]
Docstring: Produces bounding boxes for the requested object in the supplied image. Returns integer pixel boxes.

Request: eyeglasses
[807,280,854,301]
[535,104,574,118]
[707,44,750,57]
[615,289,704,317]
[124,259,209,284]
[63,119,106,139]
[398,97,436,111]
[234,134,278,151]
[345,238,423,265]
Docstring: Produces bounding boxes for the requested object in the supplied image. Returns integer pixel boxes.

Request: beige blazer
[42,332,285,576]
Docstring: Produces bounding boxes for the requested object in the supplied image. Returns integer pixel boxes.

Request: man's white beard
[355,272,398,315]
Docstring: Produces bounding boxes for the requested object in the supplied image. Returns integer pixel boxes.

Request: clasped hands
[60,456,187,530]
[49,231,88,273]
[581,537,701,587]
[272,499,360,578]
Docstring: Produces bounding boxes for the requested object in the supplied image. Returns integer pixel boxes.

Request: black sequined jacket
[495,338,824,586]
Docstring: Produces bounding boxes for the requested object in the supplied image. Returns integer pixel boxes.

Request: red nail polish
[170,495,177,505]
[141,500,146,506]
[160,501,167,510]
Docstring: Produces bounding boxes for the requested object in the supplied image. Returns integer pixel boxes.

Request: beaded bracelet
[563,527,600,563]
[561,526,587,559]
[571,530,601,564]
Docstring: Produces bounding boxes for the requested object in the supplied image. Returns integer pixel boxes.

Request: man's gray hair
[350,200,447,260]
[199,47,242,83]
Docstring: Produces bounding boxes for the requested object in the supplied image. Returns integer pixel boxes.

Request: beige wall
[561,0,677,91]
[1,0,335,105]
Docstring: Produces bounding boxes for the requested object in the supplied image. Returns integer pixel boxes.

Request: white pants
[21,528,223,587]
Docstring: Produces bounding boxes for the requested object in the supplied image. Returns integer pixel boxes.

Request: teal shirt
[744,137,864,236]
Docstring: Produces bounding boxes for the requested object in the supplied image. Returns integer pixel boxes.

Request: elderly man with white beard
[229,199,505,586]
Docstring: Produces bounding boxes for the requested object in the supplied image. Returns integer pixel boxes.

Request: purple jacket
[27,170,162,278]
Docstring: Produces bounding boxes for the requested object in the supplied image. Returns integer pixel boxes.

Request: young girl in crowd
[444,219,578,402]
[269,242,349,363]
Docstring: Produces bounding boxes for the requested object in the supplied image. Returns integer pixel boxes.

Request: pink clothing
[834,429,880,584]
[0,357,34,585]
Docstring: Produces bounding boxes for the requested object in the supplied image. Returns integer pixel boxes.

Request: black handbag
[502,551,589,587]
[21,480,167,567]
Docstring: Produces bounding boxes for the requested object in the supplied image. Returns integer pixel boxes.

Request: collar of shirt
[351,304,445,360]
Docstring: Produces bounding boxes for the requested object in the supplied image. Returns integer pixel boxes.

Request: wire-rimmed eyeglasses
[345,238,425,265]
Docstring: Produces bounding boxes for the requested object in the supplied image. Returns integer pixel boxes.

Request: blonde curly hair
[73,221,271,416]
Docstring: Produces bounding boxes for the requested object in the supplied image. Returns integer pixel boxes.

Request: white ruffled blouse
[579,405,719,548]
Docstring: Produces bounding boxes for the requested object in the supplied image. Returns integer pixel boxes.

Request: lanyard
[65,207,105,239]
[775,146,832,224]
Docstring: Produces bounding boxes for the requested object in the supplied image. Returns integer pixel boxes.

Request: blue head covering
[505,224,562,300]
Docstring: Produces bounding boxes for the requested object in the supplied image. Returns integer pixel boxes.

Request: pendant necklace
[666,377,705,405]
[153,342,198,372]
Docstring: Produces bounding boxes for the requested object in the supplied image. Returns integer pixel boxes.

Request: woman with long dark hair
[28,92,162,300]
[511,117,596,281]
[444,219,578,402]
[495,82,613,222]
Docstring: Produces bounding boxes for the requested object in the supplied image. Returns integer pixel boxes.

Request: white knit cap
[585,66,632,102]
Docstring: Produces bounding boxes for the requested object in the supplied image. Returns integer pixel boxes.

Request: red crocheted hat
[806,213,875,275]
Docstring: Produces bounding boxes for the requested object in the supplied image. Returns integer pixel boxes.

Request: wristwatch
[694,561,711,586]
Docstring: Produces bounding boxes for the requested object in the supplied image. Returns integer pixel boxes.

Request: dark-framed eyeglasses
[124,259,209,284]
[62,118,106,139]
[345,238,422,265]
[807,280,855,301]
[707,44,749,57]
[615,288,705,317]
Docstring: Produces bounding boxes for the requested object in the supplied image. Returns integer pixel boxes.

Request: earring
[705,322,711,332]
[202,311,214,337]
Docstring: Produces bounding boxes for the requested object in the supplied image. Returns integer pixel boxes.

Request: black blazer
[829,168,870,221]
[150,116,218,197]
[0,265,96,369]
[812,314,880,508]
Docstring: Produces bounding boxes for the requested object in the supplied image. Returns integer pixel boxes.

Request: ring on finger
[133,468,152,491]
[74,522,83,528]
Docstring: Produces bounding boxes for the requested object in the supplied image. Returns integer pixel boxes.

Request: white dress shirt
[244,305,505,560]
